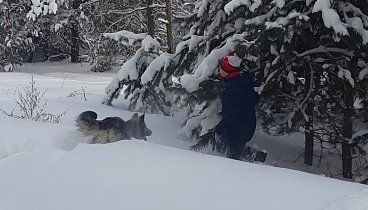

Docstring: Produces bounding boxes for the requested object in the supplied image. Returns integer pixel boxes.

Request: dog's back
[75,111,126,143]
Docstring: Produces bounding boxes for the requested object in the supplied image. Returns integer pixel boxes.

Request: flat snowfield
[0,62,367,210]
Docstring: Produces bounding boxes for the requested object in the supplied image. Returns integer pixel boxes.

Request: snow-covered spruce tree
[26,0,102,62]
[102,0,368,179]
[232,0,368,178]
[99,0,198,115]
[175,0,312,151]
[103,33,174,115]
[87,0,152,72]
[89,0,194,72]
[156,0,249,148]
[0,0,32,71]
[295,0,368,179]
[102,0,300,152]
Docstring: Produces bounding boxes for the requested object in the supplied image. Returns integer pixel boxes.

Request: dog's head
[127,113,152,141]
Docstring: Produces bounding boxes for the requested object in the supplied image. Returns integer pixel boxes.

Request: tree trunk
[70,0,82,63]
[146,0,155,37]
[70,20,79,63]
[304,65,314,166]
[165,0,174,53]
[341,55,357,179]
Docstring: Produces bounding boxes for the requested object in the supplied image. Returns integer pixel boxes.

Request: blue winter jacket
[216,71,257,149]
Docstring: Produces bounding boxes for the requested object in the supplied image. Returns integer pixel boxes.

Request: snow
[104,30,147,47]
[359,67,368,81]
[250,0,262,12]
[287,71,296,85]
[196,0,208,18]
[54,23,63,31]
[104,77,120,95]
[48,0,57,14]
[312,0,348,36]
[175,35,205,54]
[182,100,221,138]
[338,65,354,87]
[324,190,368,210]
[341,4,368,44]
[27,0,57,20]
[115,35,160,82]
[117,50,140,81]
[43,4,49,15]
[274,0,285,8]
[26,11,36,21]
[0,62,367,210]
[224,0,262,14]
[354,98,363,109]
[179,74,199,93]
[141,53,173,85]
[0,140,366,210]
[180,34,246,93]
[207,10,227,36]
[244,6,277,25]
[306,0,314,6]
[265,11,309,29]
[141,35,160,52]
[270,45,278,55]
[4,63,13,72]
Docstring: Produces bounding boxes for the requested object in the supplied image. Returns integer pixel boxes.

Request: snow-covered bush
[0,77,67,123]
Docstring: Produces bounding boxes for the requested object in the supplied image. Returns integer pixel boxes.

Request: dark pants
[227,140,247,160]
[216,121,255,160]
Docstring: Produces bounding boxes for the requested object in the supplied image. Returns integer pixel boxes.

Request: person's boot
[254,150,268,163]
[241,146,268,163]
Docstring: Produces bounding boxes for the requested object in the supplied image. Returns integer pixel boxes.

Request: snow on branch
[142,35,160,52]
[207,10,227,36]
[339,2,368,28]
[179,34,245,92]
[141,53,173,85]
[175,35,206,54]
[224,0,262,14]
[340,3,368,44]
[104,30,147,47]
[244,6,277,25]
[26,0,58,21]
[358,66,368,81]
[196,0,209,17]
[275,0,285,9]
[117,35,160,81]
[312,0,348,36]
[338,65,354,87]
[182,100,221,138]
[118,50,141,81]
[297,45,354,58]
[265,11,309,29]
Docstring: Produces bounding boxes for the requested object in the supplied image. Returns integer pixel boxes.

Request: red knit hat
[219,52,241,73]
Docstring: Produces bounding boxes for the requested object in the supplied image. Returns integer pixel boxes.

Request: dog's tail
[75,111,101,136]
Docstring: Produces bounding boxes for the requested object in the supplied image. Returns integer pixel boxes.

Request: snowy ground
[0,62,367,210]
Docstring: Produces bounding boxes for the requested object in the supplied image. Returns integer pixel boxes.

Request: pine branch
[297,45,354,58]
[189,131,215,151]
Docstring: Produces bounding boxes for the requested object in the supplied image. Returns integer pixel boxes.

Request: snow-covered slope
[0,141,367,210]
[0,62,367,210]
